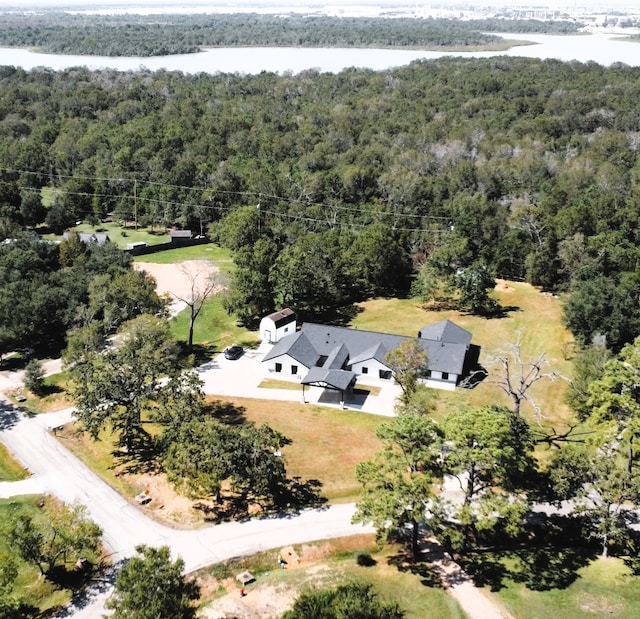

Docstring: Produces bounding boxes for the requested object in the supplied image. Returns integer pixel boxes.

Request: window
[426,370,432,377]
[291,365,298,375]
[362,367,368,374]
[442,372,449,380]
[275,363,282,373]
[379,370,392,379]
[284,327,289,333]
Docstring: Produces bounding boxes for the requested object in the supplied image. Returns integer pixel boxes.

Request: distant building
[63,231,111,245]
[169,230,193,244]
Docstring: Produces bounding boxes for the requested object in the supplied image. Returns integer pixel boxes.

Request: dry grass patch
[207,396,385,502]
[353,281,574,429]
[198,535,465,619]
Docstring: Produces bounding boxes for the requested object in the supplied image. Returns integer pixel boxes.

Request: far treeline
[0,56,639,352]
[0,14,581,56]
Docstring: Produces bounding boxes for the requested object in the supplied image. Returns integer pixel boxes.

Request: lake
[1,32,639,74]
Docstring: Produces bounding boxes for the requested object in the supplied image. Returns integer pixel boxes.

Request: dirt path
[421,539,515,619]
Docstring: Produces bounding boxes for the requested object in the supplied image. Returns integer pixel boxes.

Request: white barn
[259,308,296,344]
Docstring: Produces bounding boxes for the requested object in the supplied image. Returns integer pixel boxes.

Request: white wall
[265,354,308,379]
[349,358,393,380]
[259,318,295,343]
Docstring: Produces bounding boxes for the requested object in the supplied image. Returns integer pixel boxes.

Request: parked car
[224,345,244,360]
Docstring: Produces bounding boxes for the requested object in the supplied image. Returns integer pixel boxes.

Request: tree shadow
[302,303,363,327]
[511,545,596,591]
[193,477,326,523]
[276,476,327,511]
[208,400,247,426]
[179,342,217,367]
[111,429,161,474]
[37,383,64,397]
[469,304,521,319]
[459,550,510,591]
[54,561,121,617]
[387,547,443,589]
[460,515,598,592]
[0,399,23,430]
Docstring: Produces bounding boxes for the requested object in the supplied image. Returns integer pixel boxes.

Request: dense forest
[0,56,639,352]
[0,14,580,56]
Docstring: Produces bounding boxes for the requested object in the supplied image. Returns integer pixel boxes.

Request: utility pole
[133,179,138,231]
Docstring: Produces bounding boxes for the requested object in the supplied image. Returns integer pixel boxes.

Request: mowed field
[351,280,573,430]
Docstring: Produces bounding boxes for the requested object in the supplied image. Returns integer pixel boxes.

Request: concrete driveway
[197,343,400,417]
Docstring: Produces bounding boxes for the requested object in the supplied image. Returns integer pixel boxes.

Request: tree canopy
[1,56,639,350]
[105,545,200,619]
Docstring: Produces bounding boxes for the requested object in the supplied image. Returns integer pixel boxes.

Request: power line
[2,166,454,234]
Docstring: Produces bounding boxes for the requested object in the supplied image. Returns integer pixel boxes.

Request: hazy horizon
[5,0,639,10]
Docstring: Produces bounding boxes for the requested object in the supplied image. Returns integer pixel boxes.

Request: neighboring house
[262,318,478,398]
[259,308,296,343]
[63,231,111,245]
[170,229,193,244]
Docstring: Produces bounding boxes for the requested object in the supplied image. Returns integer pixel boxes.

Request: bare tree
[467,334,565,420]
[171,262,223,349]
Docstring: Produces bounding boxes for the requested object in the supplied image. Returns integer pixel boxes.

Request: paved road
[0,400,375,618]
[0,353,513,619]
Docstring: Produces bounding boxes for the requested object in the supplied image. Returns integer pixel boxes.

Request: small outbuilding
[169,229,193,244]
[259,308,296,344]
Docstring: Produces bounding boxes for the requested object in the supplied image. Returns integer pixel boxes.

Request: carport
[301,368,357,408]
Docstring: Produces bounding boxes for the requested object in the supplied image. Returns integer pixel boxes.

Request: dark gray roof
[264,321,470,377]
[418,319,472,346]
[301,367,356,391]
[263,331,319,368]
[264,308,296,328]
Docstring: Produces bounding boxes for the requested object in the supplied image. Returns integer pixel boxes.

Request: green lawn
[0,496,84,616]
[219,396,385,502]
[169,294,258,352]
[14,370,74,414]
[133,243,234,266]
[45,221,170,249]
[496,557,640,619]
[0,443,28,481]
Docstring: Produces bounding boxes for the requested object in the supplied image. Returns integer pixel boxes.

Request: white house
[262,319,477,395]
[259,308,296,344]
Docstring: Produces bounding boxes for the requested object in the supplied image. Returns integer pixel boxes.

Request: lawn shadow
[460,514,598,592]
[277,476,327,512]
[302,303,363,328]
[38,382,64,397]
[181,343,218,367]
[111,428,160,475]
[476,304,521,319]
